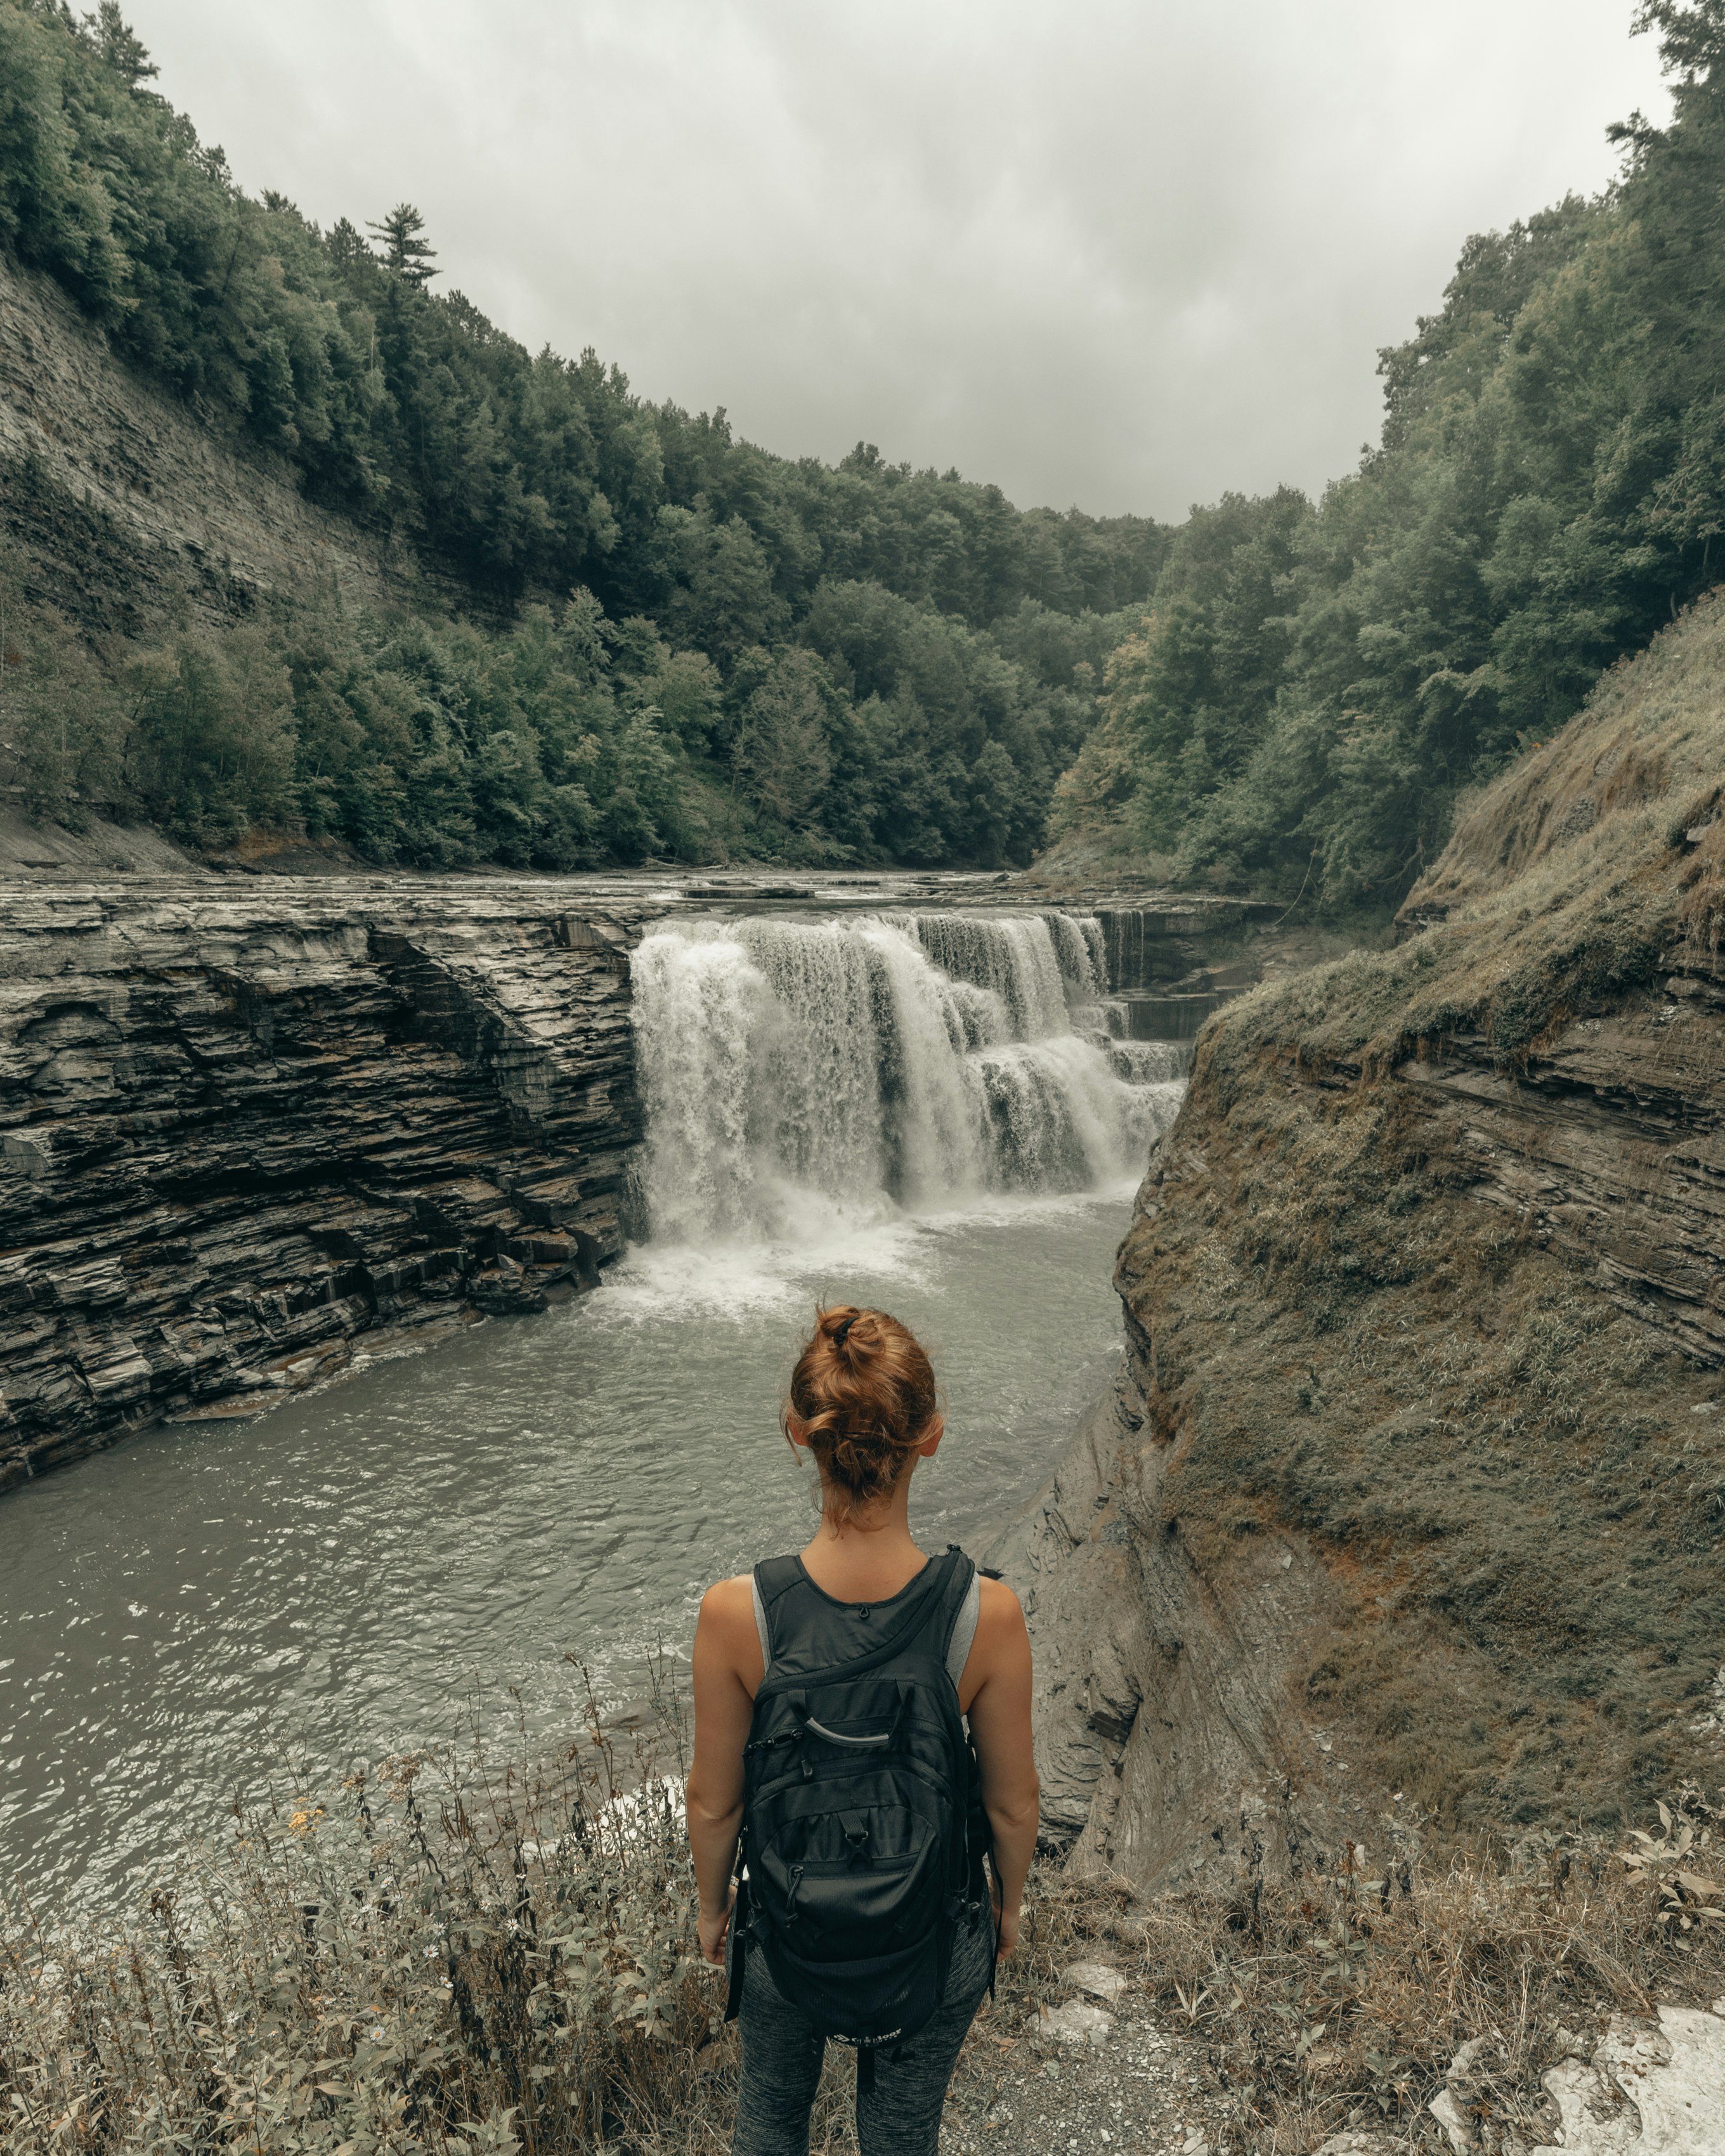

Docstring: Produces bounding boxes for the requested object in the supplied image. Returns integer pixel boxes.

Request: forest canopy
[4,1,1724,894]
[0,0,1162,866]
[1050,0,1725,905]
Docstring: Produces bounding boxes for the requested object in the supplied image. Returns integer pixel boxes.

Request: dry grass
[4,1661,1719,2156]
[0,1667,736,2156]
[1000,1781,1725,2155]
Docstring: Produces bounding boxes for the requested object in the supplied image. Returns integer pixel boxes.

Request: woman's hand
[698,1887,735,1966]
[991,1874,1020,1959]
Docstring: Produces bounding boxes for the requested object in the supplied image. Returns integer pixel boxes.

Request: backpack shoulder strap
[751,1555,803,1680]
[928,1545,979,1664]
[945,1563,981,1689]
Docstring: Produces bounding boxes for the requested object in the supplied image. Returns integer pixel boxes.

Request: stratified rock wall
[1001,597,1725,1885]
[983,1374,1339,1890]
[0,250,431,633]
[0,877,646,1490]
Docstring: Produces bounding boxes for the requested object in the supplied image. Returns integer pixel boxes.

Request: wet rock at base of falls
[0,880,646,1489]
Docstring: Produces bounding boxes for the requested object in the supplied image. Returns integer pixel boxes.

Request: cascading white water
[630,911,1186,1245]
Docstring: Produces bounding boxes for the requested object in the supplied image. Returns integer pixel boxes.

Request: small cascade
[630,911,1185,1245]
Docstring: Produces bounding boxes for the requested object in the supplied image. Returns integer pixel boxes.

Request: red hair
[784,1305,942,1525]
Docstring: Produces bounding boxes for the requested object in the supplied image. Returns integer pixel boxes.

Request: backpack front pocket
[754,1803,942,1961]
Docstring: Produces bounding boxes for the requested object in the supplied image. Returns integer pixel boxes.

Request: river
[0,909,1184,1909]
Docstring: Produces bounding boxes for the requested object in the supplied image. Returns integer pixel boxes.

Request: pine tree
[93,3,158,88]
[366,204,438,285]
[326,218,372,273]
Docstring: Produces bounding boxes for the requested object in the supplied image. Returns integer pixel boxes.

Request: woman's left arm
[686,1576,762,1965]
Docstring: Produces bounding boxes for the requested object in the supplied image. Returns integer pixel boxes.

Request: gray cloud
[125,0,1669,519]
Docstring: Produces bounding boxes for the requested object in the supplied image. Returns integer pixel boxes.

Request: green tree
[93,0,156,85]
[127,627,297,845]
[366,202,438,285]
[734,649,833,834]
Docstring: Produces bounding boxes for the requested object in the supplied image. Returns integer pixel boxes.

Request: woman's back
[696,1557,1025,1717]
[683,1303,1039,2156]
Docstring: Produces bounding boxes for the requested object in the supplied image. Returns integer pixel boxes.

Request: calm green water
[0,1192,1130,1909]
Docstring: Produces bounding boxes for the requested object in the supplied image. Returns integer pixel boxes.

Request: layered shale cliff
[0,878,646,1490]
[1002,594,1725,1885]
[0,248,425,635]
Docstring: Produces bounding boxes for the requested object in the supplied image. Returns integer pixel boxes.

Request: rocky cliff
[0,876,648,1491]
[0,249,429,635]
[1003,593,1725,1885]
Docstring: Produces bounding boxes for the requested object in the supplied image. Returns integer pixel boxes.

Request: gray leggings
[731,1916,994,2156]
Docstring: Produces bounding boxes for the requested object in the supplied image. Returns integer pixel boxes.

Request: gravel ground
[939,1989,1235,2155]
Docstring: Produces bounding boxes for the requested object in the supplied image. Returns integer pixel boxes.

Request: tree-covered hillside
[0,0,1162,865]
[1052,0,1725,907]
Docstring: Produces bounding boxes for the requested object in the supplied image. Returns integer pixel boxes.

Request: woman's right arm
[686,1577,762,1965]
[961,1578,1039,1956]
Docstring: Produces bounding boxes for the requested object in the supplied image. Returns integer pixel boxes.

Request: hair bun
[784,1304,941,1526]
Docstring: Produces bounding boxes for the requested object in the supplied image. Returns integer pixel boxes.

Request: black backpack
[723,1545,994,2056]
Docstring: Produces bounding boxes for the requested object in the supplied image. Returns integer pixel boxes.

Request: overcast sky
[122,0,1670,523]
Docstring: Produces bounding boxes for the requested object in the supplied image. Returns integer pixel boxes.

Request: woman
[686,1304,1039,2156]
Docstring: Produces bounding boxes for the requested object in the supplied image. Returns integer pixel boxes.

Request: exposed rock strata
[0,250,422,633]
[1397,985,1725,1367]
[1003,597,1725,1882]
[0,877,647,1491]
[984,1372,1344,1888]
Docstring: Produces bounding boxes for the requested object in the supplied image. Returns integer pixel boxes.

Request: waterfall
[629,911,1187,1245]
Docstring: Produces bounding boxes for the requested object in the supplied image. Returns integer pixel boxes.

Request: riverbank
[5,1663,1717,2156]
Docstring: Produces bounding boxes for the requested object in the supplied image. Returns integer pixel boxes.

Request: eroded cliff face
[0,250,427,633]
[984,1373,1348,1890]
[1003,595,1725,1886]
[0,877,646,1490]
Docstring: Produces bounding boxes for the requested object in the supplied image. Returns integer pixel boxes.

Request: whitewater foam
[628,909,1185,1257]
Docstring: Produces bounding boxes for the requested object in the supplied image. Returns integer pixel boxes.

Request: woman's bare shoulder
[963,1575,1027,1678]
[977,1574,1027,1632]
[958,1574,1030,1713]
[698,1574,757,1630]
[694,1574,760,1673]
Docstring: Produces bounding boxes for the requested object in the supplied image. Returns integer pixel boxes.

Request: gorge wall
[999,594,1725,1884]
[0,248,428,637]
[0,877,646,1491]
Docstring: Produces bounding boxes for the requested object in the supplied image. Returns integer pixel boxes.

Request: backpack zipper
[743,1726,805,1758]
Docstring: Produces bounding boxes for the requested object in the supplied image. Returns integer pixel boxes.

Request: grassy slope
[1116,593,1725,1833]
